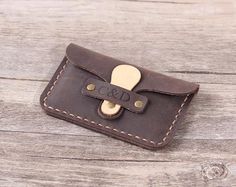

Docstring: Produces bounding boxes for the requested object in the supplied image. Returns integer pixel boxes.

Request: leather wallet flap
[66,43,199,96]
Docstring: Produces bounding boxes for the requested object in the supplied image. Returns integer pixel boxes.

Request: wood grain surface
[0,0,236,186]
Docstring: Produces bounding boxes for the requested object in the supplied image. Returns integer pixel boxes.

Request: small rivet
[86,84,95,91]
[134,100,143,108]
[107,102,116,108]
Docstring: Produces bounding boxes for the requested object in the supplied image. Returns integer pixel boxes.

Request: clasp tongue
[100,64,141,116]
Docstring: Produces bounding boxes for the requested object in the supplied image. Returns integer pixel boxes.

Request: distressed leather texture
[40,43,199,150]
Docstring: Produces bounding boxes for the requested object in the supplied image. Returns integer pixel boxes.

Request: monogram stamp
[97,86,130,102]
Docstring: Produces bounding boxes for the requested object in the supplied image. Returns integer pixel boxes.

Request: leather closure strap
[81,78,148,114]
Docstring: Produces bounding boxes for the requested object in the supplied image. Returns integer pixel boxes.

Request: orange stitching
[43,60,189,146]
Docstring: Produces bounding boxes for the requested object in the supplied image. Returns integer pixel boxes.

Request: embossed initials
[98,86,130,102]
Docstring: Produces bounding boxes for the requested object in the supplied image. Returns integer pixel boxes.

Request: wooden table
[1,0,236,186]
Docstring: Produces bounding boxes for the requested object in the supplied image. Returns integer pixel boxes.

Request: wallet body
[40,43,199,150]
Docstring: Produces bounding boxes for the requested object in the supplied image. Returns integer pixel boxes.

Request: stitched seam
[43,60,189,146]
[157,94,189,145]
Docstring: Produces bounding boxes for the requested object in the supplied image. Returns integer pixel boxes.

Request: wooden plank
[0,0,236,80]
[0,131,235,162]
[1,0,236,186]
[1,79,236,139]
[1,69,236,85]
[0,153,235,186]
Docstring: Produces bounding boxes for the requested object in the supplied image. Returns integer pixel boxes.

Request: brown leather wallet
[40,43,199,150]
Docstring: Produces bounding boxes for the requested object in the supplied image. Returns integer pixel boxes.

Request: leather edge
[40,56,68,110]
